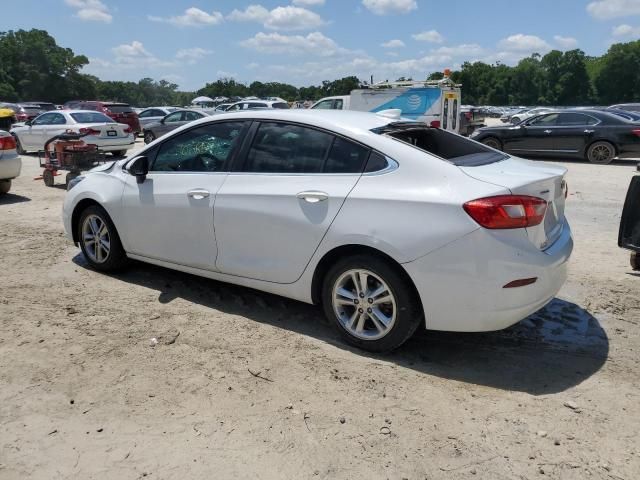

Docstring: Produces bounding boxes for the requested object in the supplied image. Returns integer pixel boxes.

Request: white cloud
[381,39,405,48]
[292,0,325,5]
[109,41,174,68]
[412,30,444,43]
[553,35,578,49]
[148,7,223,27]
[241,31,345,56]
[175,47,213,64]
[362,0,417,15]
[246,62,260,69]
[612,23,640,36]
[498,34,550,52]
[587,0,640,19]
[433,44,485,57]
[65,0,112,23]
[228,5,325,30]
[112,41,152,59]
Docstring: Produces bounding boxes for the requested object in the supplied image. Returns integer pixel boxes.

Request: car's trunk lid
[460,157,567,250]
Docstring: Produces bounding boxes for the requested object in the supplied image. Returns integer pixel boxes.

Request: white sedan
[62,110,572,352]
[0,130,21,195]
[11,110,134,156]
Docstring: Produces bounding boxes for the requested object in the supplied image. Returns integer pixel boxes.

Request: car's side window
[243,122,333,174]
[164,112,184,123]
[529,114,559,126]
[334,99,344,109]
[151,122,246,173]
[364,151,390,173]
[313,100,334,110]
[556,113,592,126]
[50,113,67,125]
[32,113,53,125]
[324,137,370,173]
[183,111,202,121]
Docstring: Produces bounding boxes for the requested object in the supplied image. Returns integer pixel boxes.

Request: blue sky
[5,0,640,91]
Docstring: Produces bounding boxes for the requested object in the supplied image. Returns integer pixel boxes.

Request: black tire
[42,169,54,187]
[77,205,128,272]
[13,135,26,155]
[143,131,155,144]
[511,116,521,124]
[0,180,10,195]
[482,137,502,150]
[587,141,615,164]
[111,150,127,157]
[631,252,640,271]
[321,254,423,353]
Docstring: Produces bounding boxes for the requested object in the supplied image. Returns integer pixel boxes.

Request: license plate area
[107,130,117,137]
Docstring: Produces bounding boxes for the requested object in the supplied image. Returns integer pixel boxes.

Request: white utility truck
[311,76,462,134]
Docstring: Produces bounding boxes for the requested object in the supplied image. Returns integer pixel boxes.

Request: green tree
[595,40,640,104]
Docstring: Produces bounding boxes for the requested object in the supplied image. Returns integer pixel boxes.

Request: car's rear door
[552,112,598,154]
[120,121,248,270]
[214,121,370,283]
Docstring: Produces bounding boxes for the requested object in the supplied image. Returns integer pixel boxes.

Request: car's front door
[40,112,69,143]
[157,111,185,136]
[214,121,370,283]
[505,113,559,154]
[120,121,248,270]
[21,112,55,150]
[552,112,598,154]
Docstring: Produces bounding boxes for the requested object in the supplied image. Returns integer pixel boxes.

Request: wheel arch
[310,244,423,313]
[71,198,107,244]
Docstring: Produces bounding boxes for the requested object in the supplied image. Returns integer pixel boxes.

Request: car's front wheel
[112,150,127,157]
[322,255,423,352]
[0,180,11,195]
[587,141,615,164]
[78,205,128,271]
[143,131,155,144]
[482,137,502,150]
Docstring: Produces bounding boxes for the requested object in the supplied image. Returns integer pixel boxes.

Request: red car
[74,101,141,135]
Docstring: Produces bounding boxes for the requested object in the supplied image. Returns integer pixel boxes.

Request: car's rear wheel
[112,150,127,157]
[511,116,521,124]
[322,255,423,352]
[0,180,11,195]
[587,141,615,164]
[631,252,640,271]
[482,137,502,150]
[144,131,155,144]
[78,205,128,272]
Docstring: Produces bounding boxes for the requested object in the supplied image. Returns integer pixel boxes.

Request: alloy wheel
[332,269,397,340]
[590,144,614,163]
[82,214,111,263]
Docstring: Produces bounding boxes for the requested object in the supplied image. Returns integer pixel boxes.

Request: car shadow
[0,193,31,204]
[72,255,609,396]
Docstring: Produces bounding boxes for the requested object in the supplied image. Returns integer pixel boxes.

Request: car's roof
[61,109,114,116]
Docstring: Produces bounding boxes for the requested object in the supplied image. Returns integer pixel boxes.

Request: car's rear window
[23,106,42,112]
[105,104,134,113]
[374,123,507,167]
[272,102,289,109]
[71,112,115,124]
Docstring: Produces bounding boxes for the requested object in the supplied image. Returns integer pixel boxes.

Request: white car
[510,107,554,124]
[11,110,134,156]
[224,99,289,111]
[0,130,21,195]
[62,110,572,352]
[137,106,180,129]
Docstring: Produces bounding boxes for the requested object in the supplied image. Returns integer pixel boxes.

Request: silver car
[143,109,209,144]
[137,106,180,130]
[0,131,21,195]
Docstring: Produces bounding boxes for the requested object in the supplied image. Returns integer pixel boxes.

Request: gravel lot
[1,140,639,480]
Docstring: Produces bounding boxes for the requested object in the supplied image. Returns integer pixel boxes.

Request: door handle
[584,129,595,134]
[544,130,553,134]
[296,191,328,203]
[187,189,210,200]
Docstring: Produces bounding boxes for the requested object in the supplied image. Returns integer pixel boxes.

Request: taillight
[123,126,132,133]
[0,135,17,150]
[79,127,101,136]
[16,113,28,121]
[632,129,640,137]
[430,120,441,128]
[463,195,547,229]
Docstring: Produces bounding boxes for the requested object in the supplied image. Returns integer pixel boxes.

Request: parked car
[142,109,209,144]
[619,164,640,270]
[0,104,17,131]
[63,110,572,352]
[471,109,640,164]
[609,103,640,113]
[137,106,180,130]
[509,107,554,124]
[500,108,528,123]
[74,101,142,136]
[0,130,21,195]
[1,103,44,122]
[23,101,56,111]
[225,99,289,111]
[11,110,134,156]
[214,103,232,112]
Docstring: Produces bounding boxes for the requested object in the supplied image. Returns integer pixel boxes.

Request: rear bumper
[0,154,21,180]
[403,219,573,332]
[88,136,135,152]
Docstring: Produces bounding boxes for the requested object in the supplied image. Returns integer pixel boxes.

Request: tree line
[1,29,639,107]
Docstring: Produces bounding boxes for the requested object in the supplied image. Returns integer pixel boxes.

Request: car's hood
[89,161,116,173]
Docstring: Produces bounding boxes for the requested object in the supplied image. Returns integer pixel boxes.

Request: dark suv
[75,101,141,135]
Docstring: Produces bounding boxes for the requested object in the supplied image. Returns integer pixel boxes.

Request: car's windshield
[71,112,115,123]
[373,123,507,167]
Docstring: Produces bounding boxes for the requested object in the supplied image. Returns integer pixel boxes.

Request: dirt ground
[1,140,639,480]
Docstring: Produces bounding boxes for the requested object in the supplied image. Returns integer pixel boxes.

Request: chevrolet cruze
[63,110,573,352]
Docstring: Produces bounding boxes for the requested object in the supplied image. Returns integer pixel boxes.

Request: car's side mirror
[160,118,166,124]
[128,156,149,184]
[25,120,32,126]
